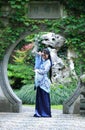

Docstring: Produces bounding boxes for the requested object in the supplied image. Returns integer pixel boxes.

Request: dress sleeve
[34,54,42,69]
[37,60,51,75]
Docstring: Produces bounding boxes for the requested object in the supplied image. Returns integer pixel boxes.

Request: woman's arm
[34,52,42,69]
[36,60,51,75]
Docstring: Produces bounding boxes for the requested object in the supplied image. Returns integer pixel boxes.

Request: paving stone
[0,106,85,130]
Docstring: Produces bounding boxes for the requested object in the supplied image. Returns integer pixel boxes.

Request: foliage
[60,0,85,16]
[51,15,85,74]
[50,81,77,105]
[8,63,34,89]
[15,81,77,105]
[0,0,85,86]
[15,84,36,104]
[13,45,34,63]
[7,43,35,89]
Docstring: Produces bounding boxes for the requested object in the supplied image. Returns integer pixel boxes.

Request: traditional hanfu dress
[34,53,52,117]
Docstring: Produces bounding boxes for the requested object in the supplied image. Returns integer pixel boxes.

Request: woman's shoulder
[45,59,51,65]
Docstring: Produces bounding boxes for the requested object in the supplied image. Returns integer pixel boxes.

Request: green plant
[52,80,77,104]
[15,84,36,104]
[14,81,77,105]
[0,0,85,85]
[7,43,35,89]
[8,63,34,89]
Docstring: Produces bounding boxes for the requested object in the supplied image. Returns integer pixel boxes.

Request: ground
[0,105,85,130]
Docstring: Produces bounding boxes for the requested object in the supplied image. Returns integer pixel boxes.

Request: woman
[34,48,52,117]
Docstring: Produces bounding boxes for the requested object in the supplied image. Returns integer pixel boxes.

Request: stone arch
[0,31,32,112]
[0,30,80,113]
[63,81,80,114]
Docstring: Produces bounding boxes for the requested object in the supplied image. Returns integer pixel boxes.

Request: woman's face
[41,51,49,60]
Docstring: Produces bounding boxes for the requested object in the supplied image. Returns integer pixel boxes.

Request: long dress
[34,54,52,117]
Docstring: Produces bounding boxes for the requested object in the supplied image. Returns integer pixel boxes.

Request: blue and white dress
[34,54,52,117]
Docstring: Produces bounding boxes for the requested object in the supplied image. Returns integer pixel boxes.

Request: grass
[51,105,63,110]
[52,105,63,110]
[23,104,63,110]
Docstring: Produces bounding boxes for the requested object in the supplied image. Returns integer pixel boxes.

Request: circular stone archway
[0,31,32,112]
[0,30,80,113]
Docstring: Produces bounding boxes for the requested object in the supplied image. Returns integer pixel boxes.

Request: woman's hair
[42,48,52,81]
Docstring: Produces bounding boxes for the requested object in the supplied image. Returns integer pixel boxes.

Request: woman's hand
[36,51,42,56]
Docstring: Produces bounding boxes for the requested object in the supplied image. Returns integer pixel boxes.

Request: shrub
[8,46,35,89]
[50,82,76,105]
[15,84,36,104]
[8,64,34,89]
[14,81,77,105]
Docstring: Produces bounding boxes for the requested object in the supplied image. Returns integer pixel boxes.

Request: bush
[14,81,77,105]
[8,64,34,89]
[7,44,35,89]
[15,84,36,104]
[50,82,76,105]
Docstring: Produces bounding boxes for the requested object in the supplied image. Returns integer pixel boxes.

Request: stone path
[0,106,85,130]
